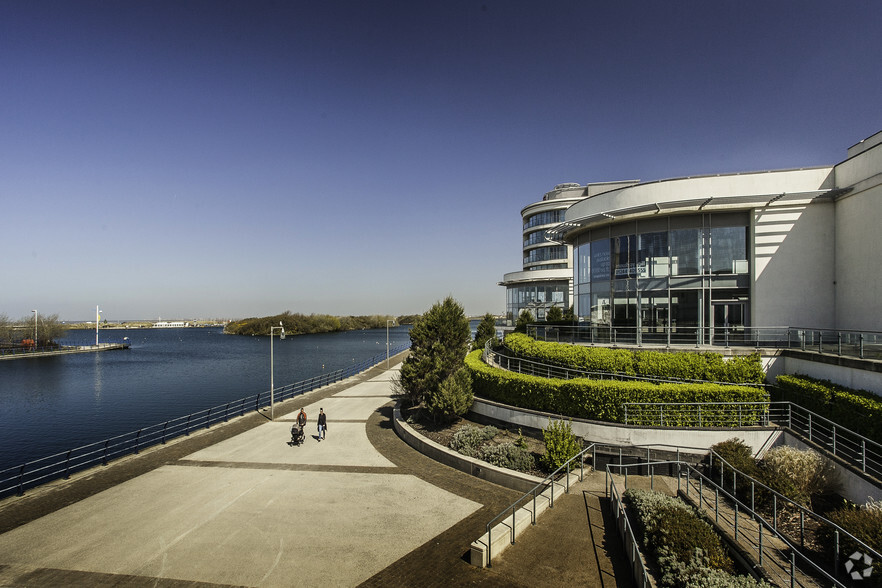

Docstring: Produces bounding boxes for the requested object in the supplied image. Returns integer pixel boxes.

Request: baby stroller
[291,423,305,446]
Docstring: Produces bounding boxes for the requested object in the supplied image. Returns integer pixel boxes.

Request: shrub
[541,419,581,471]
[465,350,768,425]
[472,313,497,351]
[817,505,882,584]
[504,333,765,384]
[425,366,473,423]
[450,425,497,457]
[758,446,840,509]
[545,306,564,322]
[514,309,534,333]
[710,439,759,477]
[774,374,882,443]
[479,442,535,472]
[625,489,771,587]
[708,438,760,502]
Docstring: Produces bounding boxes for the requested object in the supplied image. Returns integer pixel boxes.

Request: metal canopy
[544,189,835,243]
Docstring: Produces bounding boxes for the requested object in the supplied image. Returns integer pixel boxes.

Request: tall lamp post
[96,305,102,346]
[386,319,395,368]
[269,321,285,421]
[32,310,37,350]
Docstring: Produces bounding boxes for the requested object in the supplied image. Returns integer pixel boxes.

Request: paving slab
[0,464,479,587]
[0,357,628,587]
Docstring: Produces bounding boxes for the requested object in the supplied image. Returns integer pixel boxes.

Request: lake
[0,325,412,472]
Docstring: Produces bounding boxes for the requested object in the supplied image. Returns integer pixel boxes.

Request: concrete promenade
[0,356,632,587]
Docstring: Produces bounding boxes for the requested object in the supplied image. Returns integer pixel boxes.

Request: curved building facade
[546,131,882,335]
[500,181,638,325]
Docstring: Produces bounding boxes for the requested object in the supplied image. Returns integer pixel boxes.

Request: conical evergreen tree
[398,296,471,406]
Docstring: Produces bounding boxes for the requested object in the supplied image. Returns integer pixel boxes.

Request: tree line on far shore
[0,313,68,348]
[222,311,416,336]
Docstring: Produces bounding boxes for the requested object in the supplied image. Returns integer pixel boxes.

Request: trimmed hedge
[774,374,882,443]
[466,351,768,425]
[504,333,765,384]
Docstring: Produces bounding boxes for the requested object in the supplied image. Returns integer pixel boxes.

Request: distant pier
[0,343,130,361]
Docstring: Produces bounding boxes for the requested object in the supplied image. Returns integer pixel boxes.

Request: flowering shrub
[759,446,840,508]
[479,442,535,472]
[449,425,497,457]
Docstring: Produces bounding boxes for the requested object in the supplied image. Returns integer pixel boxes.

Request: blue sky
[2,1,880,321]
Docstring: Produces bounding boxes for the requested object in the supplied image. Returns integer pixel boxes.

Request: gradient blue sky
[2,1,880,321]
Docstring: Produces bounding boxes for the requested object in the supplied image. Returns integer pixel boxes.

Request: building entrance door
[711,301,746,346]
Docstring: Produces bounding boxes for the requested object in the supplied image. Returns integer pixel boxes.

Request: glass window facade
[524,245,567,265]
[505,282,569,324]
[573,213,749,342]
[523,209,565,230]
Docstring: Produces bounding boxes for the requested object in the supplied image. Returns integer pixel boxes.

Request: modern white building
[500,181,638,324]
[533,131,882,336]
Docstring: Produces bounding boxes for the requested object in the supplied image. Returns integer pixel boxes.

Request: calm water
[0,326,412,472]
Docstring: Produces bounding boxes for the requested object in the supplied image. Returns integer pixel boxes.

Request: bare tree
[17,313,68,347]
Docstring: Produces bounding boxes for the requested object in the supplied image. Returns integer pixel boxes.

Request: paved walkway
[0,357,631,587]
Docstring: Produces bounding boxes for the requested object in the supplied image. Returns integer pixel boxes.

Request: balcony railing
[527,324,882,361]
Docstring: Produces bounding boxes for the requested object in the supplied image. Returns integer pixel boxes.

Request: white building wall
[833,143,882,331]
[752,202,835,328]
[565,167,833,221]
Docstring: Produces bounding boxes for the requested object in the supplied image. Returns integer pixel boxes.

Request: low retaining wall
[471,398,782,457]
[392,405,543,493]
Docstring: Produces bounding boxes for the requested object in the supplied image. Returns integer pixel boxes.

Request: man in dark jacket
[317,408,327,441]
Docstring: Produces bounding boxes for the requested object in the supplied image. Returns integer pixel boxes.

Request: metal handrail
[483,442,595,567]
[706,449,882,565]
[487,345,766,388]
[527,324,882,361]
[607,471,651,588]
[0,343,410,499]
[608,459,847,588]
[623,401,882,480]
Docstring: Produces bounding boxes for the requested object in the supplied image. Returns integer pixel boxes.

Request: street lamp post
[96,305,102,346]
[32,310,37,350]
[386,319,395,368]
[269,322,285,421]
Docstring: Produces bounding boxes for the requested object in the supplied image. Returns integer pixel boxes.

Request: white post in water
[270,321,285,421]
[96,305,101,346]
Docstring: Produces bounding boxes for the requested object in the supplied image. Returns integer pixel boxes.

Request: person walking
[317,408,327,441]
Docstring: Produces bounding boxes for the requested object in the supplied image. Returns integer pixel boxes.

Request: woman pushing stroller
[291,408,307,445]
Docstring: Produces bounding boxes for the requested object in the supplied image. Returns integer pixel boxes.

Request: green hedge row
[504,333,765,384]
[466,351,768,425]
[774,374,882,443]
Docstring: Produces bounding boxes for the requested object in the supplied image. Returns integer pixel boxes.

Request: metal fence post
[759,523,764,566]
[862,439,867,473]
[834,530,840,579]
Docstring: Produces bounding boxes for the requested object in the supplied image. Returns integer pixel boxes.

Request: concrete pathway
[0,358,628,587]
